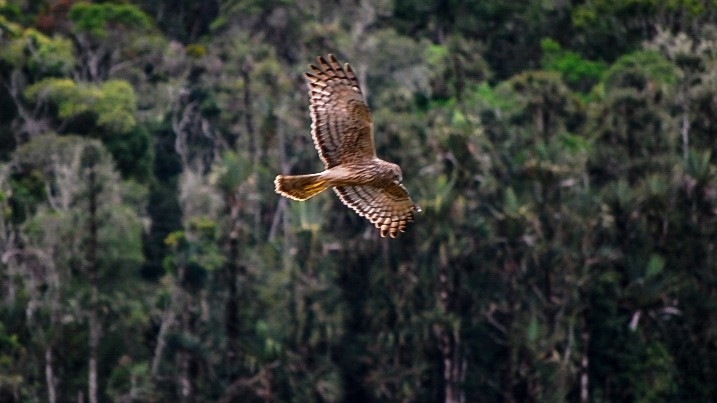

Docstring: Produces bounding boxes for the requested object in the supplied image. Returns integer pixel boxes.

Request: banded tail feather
[274,173,329,201]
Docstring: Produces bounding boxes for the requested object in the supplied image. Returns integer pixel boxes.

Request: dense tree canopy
[2,0,717,402]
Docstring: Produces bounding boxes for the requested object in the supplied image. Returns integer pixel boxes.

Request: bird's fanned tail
[274,173,329,201]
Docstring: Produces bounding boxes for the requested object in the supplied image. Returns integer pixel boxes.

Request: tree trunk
[241,59,257,170]
[580,319,590,403]
[224,193,241,361]
[151,301,176,377]
[504,264,517,403]
[435,326,466,403]
[436,245,466,403]
[84,149,101,403]
[179,350,191,403]
[681,111,690,162]
[45,347,57,403]
[176,265,193,403]
[88,285,99,403]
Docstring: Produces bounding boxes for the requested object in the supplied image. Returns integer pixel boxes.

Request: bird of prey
[274,54,420,237]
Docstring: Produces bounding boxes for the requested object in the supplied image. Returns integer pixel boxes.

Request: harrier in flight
[274,54,420,237]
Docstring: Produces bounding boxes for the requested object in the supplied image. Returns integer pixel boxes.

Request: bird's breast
[324,160,394,186]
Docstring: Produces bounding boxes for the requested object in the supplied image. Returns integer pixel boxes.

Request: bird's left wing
[333,184,420,238]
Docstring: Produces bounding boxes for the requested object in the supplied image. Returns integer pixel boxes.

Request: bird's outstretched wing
[334,184,419,238]
[305,54,376,168]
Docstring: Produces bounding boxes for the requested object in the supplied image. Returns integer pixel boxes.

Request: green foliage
[646,253,665,278]
[0,11,21,38]
[106,361,154,402]
[541,37,607,91]
[424,43,449,67]
[0,322,22,400]
[0,28,74,76]
[210,151,251,193]
[69,3,151,37]
[603,50,678,93]
[13,135,145,275]
[7,168,45,222]
[94,80,137,131]
[163,215,224,286]
[571,0,715,63]
[685,149,713,183]
[184,43,206,59]
[24,78,137,132]
[24,77,81,115]
[101,125,152,182]
[573,0,709,28]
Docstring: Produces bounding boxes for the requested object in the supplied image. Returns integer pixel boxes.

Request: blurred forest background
[2,0,717,402]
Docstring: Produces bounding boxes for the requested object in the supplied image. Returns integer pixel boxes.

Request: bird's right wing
[305,54,376,168]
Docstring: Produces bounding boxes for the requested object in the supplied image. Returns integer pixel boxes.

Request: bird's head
[390,163,403,183]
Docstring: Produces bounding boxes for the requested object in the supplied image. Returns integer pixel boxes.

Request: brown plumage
[275,54,420,238]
